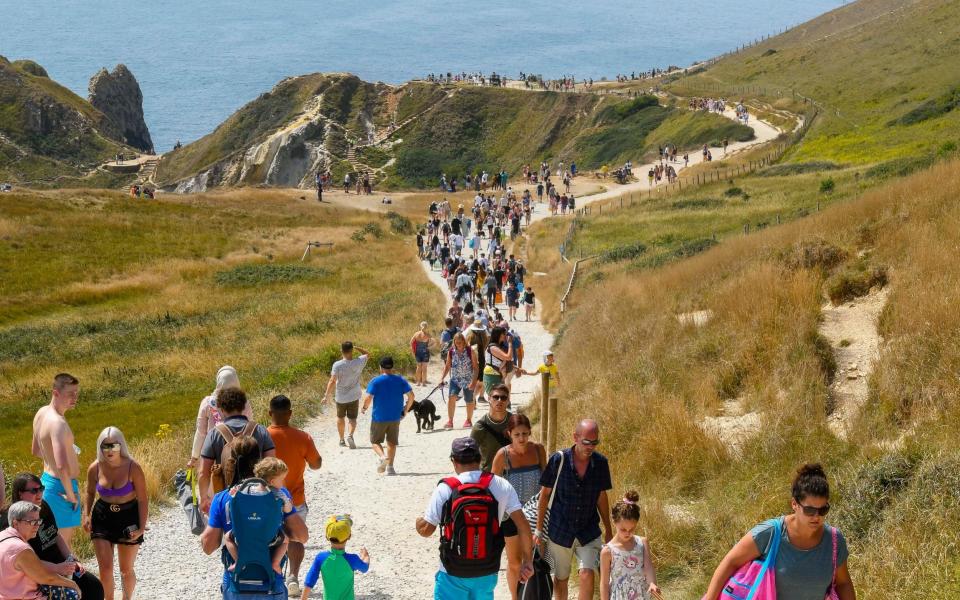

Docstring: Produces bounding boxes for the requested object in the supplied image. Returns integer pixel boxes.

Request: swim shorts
[41,473,82,529]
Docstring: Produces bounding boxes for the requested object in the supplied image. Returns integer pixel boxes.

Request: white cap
[543,350,554,358]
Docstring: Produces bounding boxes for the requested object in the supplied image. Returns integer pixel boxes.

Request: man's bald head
[575,419,599,437]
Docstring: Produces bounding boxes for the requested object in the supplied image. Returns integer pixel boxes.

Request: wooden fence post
[548,392,559,454]
[540,372,550,444]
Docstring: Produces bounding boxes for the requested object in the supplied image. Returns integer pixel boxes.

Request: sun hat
[325,514,353,543]
[469,319,486,331]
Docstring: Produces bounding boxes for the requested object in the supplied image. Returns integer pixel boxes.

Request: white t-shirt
[331,355,369,403]
[424,470,522,572]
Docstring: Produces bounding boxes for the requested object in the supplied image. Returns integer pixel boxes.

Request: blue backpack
[226,479,284,595]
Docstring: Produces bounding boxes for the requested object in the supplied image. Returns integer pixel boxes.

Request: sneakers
[347,435,356,449]
[286,576,300,596]
[339,439,347,447]
[462,419,472,428]
[443,420,454,429]
[386,465,397,476]
[377,458,387,474]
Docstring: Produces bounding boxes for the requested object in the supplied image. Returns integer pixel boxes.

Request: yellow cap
[325,514,353,542]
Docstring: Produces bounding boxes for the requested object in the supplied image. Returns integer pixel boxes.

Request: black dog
[411,399,441,432]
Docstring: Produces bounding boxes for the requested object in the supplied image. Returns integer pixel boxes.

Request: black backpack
[438,472,504,577]
[517,550,553,600]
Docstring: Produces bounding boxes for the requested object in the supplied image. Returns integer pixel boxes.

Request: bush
[724,187,746,198]
[598,241,648,264]
[215,264,328,286]
[670,198,723,210]
[759,161,843,177]
[780,239,847,272]
[351,222,384,242]
[819,178,836,193]
[385,211,413,235]
[888,86,960,126]
[865,155,935,180]
[836,453,917,540]
[826,262,888,304]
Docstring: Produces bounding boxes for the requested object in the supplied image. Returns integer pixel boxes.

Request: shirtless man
[31,372,82,549]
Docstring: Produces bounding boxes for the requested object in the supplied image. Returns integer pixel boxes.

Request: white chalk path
[106,104,780,600]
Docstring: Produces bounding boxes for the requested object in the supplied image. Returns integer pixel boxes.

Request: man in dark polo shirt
[534,418,613,600]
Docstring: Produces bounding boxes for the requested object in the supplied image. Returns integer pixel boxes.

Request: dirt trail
[821,288,889,439]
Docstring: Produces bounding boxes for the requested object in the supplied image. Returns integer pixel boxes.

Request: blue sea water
[1,0,846,152]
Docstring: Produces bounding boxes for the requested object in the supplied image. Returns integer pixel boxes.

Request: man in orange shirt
[267,394,322,596]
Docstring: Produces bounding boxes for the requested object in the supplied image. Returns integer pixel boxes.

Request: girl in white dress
[600,491,662,600]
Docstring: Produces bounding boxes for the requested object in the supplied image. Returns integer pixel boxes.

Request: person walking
[534,419,613,600]
[416,438,534,600]
[470,384,513,472]
[465,320,490,404]
[83,427,148,600]
[267,395,322,596]
[599,492,661,600]
[702,464,856,600]
[439,332,479,429]
[482,327,514,396]
[411,322,433,387]
[324,342,370,449]
[522,286,536,321]
[31,373,83,551]
[189,366,252,470]
[491,414,547,599]
[361,356,415,476]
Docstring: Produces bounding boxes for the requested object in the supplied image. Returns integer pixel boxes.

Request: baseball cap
[543,350,554,359]
[325,514,353,543]
[379,356,394,369]
[450,437,481,463]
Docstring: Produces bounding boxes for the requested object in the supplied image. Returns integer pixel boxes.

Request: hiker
[470,384,513,471]
[266,395,322,595]
[599,491,661,600]
[702,464,855,600]
[1,473,104,600]
[344,173,351,194]
[190,366,252,470]
[534,419,613,600]
[491,414,547,599]
[31,373,83,550]
[522,286,536,321]
[361,356,415,476]
[439,332,479,429]
[411,322,433,387]
[200,439,307,600]
[415,438,534,600]
[505,282,520,321]
[0,501,82,599]
[521,351,560,400]
[324,342,370,449]
[301,515,370,600]
[465,319,490,403]
[198,388,276,513]
[315,171,323,202]
[482,327,515,396]
[83,427,148,600]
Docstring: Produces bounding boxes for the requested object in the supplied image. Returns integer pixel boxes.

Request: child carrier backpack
[438,472,504,578]
[226,478,285,595]
[517,549,553,600]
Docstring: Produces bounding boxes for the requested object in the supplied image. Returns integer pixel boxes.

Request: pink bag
[712,518,782,600]
[825,526,839,600]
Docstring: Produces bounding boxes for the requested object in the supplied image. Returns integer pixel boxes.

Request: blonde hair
[254,457,288,482]
[96,426,132,461]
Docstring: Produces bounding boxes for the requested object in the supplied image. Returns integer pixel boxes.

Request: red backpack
[438,472,505,577]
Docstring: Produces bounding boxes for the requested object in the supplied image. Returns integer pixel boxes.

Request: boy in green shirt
[301,515,370,600]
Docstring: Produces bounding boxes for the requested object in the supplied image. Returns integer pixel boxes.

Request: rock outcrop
[88,65,153,153]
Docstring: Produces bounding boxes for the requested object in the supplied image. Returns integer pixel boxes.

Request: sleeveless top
[500,447,542,505]
[97,461,135,498]
[607,536,648,600]
[0,527,42,600]
[449,347,474,386]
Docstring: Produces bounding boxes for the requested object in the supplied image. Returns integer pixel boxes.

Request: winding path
[97,100,782,600]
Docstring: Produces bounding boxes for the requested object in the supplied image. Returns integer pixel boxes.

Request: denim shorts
[448,380,475,403]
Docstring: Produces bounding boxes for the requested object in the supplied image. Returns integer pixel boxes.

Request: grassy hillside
[0,188,442,509]
[665,0,960,165]
[0,56,128,185]
[525,156,960,597]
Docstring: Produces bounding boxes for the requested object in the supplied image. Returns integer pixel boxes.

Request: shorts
[482,370,503,395]
[501,517,518,538]
[40,473,82,529]
[295,503,309,519]
[90,498,144,545]
[546,535,603,580]
[415,346,430,363]
[449,380,475,403]
[434,571,497,600]
[370,420,400,446]
[336,400,359,420]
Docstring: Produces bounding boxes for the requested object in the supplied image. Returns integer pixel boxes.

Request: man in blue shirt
[534,419,613,600]
[361,356,415,476]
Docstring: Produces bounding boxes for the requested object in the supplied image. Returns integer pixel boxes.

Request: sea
[1,0,847,152]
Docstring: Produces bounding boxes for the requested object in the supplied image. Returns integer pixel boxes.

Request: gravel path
[100,105,776,599]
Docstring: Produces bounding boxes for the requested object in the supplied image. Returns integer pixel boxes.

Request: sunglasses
[23,486,45,494]
[100,442,122,452]
[579,438,600,447]
[491,395,509,402]
[797,502,830,517]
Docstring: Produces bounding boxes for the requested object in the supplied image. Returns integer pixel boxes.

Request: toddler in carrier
[225,457,296,575]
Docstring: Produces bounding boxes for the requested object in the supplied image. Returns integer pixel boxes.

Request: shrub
[865,155,935,180]
[385,211,413,235]
[215,264,328,286]
[351,222,384,242]
[826,263,888,304]
[724,187,746,198]
[819,178,836,193]
[759,161,843,177]
[835,453,917,540]
[598,241,648,264]
[888,86,960,126]
[761,48,778,57]
[670,198,723,210]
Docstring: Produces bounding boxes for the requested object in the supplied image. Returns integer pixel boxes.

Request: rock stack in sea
[88,64,154,153]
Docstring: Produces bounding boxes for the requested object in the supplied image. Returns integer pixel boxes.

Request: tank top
[501,447,542,505]
[607,536,648,600]
[0,527,42,600]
